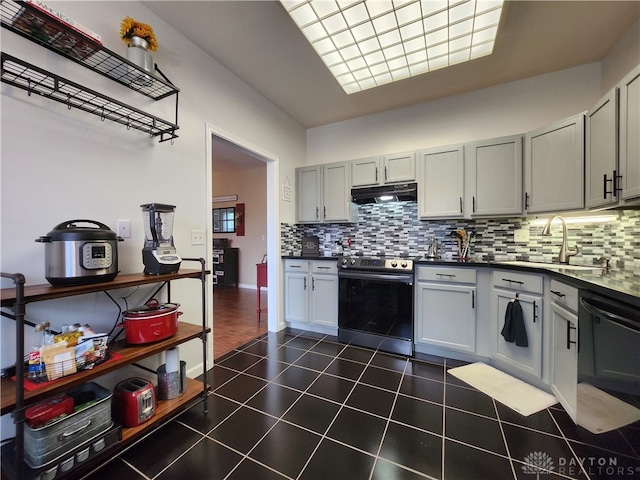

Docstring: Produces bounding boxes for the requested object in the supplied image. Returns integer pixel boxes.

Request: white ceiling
[144,0,640,171]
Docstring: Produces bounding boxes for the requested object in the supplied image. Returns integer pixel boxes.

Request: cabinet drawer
[492,270,543,294]
[311,261,338,275]
[549,279,579,313]
[416,266,476,284]
[284,259,309,273]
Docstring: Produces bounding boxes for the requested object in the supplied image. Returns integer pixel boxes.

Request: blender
[141,203,182,274]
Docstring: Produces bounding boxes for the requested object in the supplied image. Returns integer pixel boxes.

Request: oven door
[338,270,414,356]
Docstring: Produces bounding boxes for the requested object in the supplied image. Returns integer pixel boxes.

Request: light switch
[117,219,130,238]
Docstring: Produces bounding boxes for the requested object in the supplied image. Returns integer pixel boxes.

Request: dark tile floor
[87,329,640,480]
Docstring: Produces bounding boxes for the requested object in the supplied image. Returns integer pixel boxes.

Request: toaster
[112,377,156,427]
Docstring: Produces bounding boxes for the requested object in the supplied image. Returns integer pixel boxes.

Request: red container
[120,299,182,344]
[25,393,74,427]
[112,377,155,427]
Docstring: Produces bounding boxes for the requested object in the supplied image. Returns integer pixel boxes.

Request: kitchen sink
[497,261,604,271]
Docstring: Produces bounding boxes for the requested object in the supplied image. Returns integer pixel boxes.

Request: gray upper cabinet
[352,152,415,187]
[351,156,381,187]
[296,162,357,224]
[417,144,465,219]
[467,135,523,217]
[586,65,640,209]
[296,166,322,223]
[585,88,619,209]
[619,65,640,202]
[524,114,585,214]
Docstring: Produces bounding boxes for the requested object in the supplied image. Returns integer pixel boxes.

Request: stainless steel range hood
[351,183,417,204]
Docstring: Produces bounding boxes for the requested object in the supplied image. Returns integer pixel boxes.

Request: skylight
[280,0,504,94]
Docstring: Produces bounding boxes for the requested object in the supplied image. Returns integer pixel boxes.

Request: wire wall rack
[0,0,180,142]
[2,53,179,142]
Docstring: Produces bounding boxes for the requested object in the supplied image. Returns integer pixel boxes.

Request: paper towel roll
[166,347,179,373]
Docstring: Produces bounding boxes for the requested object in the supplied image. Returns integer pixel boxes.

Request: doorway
[206,127,278,359]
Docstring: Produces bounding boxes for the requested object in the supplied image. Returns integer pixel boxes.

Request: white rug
[577,383,640,434]
[448,362,557,416]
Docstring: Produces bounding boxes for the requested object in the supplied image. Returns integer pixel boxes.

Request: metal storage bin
[24,382,113,469]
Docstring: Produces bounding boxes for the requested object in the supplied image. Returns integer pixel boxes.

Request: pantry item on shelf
[23,382,114,469]
[120,299,182,344]
[35,219,123,286]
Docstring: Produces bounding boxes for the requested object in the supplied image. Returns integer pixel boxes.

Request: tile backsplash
[281,204,640,268]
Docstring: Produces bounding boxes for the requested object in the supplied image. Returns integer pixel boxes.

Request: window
[213,207,235,233]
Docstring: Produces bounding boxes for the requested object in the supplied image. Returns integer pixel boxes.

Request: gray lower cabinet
[491,270,543,378]
[549,279,578,422]
[415,266,477,354]
[284,259,338,328]
[524,113,585,213]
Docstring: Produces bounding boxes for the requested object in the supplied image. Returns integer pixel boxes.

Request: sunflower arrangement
[120,16,158,52]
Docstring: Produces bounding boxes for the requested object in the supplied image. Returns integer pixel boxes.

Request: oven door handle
[579,297,640,332]
[338,271,412,283]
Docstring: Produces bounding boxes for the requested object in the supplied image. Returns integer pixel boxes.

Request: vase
[126,35,154,85]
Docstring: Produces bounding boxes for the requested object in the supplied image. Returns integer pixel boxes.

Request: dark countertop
[415,258,639,306]
[282,254,639,306]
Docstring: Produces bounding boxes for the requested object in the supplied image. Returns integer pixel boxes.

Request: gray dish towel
[501,299,528,347]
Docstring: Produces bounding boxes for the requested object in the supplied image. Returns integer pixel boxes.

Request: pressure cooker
[36,220,123,286]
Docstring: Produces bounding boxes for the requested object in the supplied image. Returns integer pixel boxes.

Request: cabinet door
[383,152,416,184]
[469,136,523,217]
[323,162,355,222]
[352,157,381,187]
[493,289,542,378]
[418,145,464,219]
[310,274,338,327]
[619,65,640,201]
[415,283,476,353]
[551,303,578,422]
[585,88,618,209]
[296,166,322,223]
[525,114,585,213]
[285,272,308,323]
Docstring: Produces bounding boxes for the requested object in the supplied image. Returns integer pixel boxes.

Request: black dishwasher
[578,290,640,403]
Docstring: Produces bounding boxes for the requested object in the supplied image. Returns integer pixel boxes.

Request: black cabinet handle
[472,290,475,309]
[614,169,622,196]
[550,290,566,298]
[304,277,307,290]
[566,321,577,350]
[533,300,538,323]
[472,196,476,213]
[459,197,463,213]
[315,207,319,219]
[323,206,326,219]
[604,173,613,199]
[525,192,529,210]
[502,278,524,285]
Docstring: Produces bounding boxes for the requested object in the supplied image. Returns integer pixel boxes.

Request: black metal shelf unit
[0,0,180,142]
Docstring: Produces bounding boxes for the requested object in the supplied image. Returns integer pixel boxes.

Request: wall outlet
[191,230,205,245]
[514,228,530,242]
[117,219,130,238]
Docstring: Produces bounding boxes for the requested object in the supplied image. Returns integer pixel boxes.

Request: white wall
[0,1,304,438]
[212,166,268,286]
[306,17,640,165]
[306,62,602,164]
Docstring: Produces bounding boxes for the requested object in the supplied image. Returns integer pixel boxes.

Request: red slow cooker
[120,299,182,344]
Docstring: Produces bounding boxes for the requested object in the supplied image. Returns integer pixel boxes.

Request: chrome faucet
[541,215,578,264]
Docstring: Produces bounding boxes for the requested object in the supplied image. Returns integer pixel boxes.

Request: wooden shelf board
[121,378,209,443]
[1,322,210,415]
[1,269,206,306]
